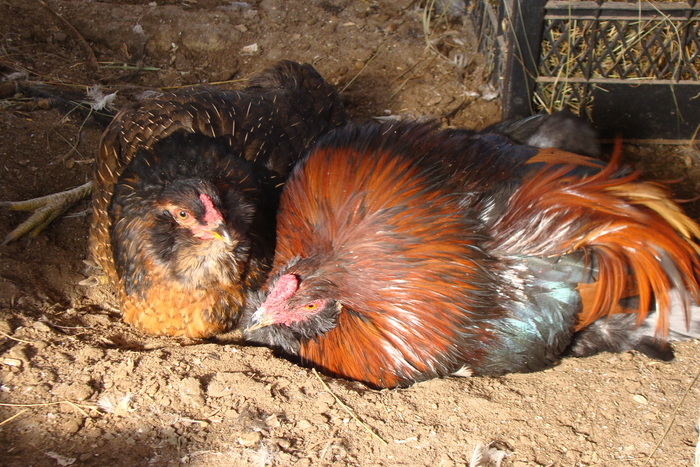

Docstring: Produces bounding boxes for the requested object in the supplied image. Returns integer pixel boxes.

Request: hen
[243,119,700,388]
[54,60,344,338]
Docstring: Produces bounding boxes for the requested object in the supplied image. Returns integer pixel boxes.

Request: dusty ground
[0,1,699,465]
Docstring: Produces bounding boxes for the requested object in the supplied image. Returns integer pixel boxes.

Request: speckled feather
[91,60,346,337]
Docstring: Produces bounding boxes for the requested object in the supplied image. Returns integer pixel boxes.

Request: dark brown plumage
[92,60,346,337]
[482,110,601,158]
[242,119,700,388]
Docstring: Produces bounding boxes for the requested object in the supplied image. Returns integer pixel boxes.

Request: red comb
[267,274,299,307]
[199,193,223,224]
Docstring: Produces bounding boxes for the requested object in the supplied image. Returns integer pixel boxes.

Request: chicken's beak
[247,307,275,332]
[246,320,272,332]
[210,223,233,244]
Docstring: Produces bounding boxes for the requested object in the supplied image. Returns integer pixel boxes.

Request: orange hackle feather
[491,138,700,337]
[246,122,700,388]
[272,139,500,388]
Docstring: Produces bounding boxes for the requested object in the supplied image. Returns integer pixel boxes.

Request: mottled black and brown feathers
[94,60,346,337]
[244,120,699,388]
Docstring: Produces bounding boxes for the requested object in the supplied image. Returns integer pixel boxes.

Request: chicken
[73,60,345,337]
[242,119,700,388]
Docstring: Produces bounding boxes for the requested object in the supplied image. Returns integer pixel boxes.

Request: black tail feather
[567,299,700,361]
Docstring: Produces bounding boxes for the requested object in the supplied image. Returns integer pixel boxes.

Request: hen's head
[153,179,254,283]
[157,180,233,244]
[112,174,256,294]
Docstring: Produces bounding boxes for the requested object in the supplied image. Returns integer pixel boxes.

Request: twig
[0,330,34,345]
[47,108,89,163]
[62,115,89,163]
[340,47,382,94]
[642,369,700,466]
[695,406,700,467]
[442,98,469,121]
[305,435,342,454]
[0,400,98,428]
[161,79,247,91]
[63,401,92,418]
[311,369,387,445]
[180,418,210,426]
[420,0,451,63]
[98,63,161,72]
[35,0,98,70]
[388,57,434,102]
[391,56,429,85]
[0,400,99,412]
[0,409,29,427]
[319,431,340,462]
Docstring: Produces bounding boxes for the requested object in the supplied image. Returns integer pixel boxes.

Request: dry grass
[533,5,698,114]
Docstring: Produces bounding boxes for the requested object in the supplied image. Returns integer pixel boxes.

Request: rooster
[242,119,700,388]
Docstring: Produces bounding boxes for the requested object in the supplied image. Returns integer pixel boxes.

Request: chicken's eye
[303,303,318,311]
[178,210,189,219]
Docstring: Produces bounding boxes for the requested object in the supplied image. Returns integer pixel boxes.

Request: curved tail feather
[490,139,700,339]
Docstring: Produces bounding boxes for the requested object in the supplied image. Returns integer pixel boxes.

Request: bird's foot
[79,274,108,287]
[78,259,108,287]
[1,181,93,245]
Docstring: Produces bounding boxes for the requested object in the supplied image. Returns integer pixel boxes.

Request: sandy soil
[0,1,698,465]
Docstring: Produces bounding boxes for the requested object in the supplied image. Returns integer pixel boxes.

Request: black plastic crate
[469,0,700,140]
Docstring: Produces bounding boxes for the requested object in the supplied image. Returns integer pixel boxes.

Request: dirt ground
[0,1,699,466]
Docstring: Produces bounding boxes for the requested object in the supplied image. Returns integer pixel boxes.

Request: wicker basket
[469,0,700,140]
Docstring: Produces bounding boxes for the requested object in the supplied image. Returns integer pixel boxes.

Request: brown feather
[91,61,346,337]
